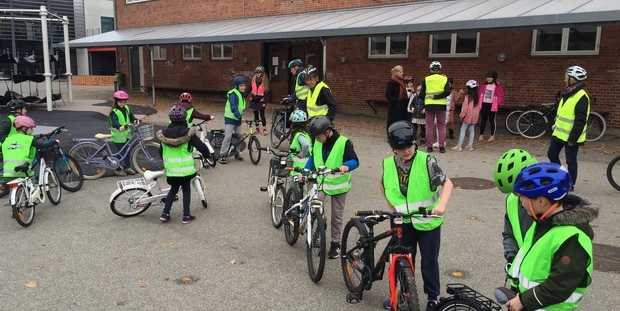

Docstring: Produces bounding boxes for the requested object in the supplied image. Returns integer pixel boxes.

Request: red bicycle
[341,207,440,311]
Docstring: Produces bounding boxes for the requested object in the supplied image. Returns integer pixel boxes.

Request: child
[156,105,211,224]
[288,109,312,189]
[176,92,214,125]
[304,116,359,259]
[249,66,269,136]
[380,120,453,311]
[479,70,504,142]
[0,99,30,163]
[219,76,249,164]
[408,84,426,144]
[109,90,138,176]
[447,77,464,140]
[3,116,58,180]
[452,80,482,151]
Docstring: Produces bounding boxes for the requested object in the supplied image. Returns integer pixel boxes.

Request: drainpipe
[320,38,327,80]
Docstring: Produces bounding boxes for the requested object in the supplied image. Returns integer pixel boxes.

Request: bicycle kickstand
[345,292,362,304]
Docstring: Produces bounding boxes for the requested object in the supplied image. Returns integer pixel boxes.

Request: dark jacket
[156,125,210,184]
[385,79,409,127]
[552,84,590,145]
[310,83,337,121]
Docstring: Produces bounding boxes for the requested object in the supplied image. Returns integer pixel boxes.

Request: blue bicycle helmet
[289,109,308,124]
[169,105,187,122]
[513,162,572,201]
[288,59,302,68]
[233,76,246,88]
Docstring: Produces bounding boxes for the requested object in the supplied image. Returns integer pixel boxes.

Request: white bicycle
[109,158,208,217]
[192,120,217,168]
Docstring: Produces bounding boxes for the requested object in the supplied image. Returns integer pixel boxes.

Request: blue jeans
[547,138,579,186]
[457,123,475,148]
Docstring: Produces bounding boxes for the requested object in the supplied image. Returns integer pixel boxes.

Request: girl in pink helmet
[109,90,138,176]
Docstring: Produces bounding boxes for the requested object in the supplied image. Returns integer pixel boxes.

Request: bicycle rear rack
[445,283,502,311]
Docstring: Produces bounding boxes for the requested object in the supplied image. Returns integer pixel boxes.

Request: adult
[384,65,410,133]
[288,59,309,113]
[420,61,450,153]
[249,66,270,136]
[547,66,590,191]
[176,92,214,125]
[304,67,337,121]
[478,70,504,142]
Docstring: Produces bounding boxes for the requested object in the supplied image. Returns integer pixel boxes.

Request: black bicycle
[270,96,296,148]
[433,283,502,311]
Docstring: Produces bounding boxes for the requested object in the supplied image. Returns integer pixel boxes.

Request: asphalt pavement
[0,93,619,310]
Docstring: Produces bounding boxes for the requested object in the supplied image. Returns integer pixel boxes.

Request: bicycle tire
[69,142,108,180]
[284,186,301,245]
[393,258,419,311]
[271,183,286,228]
[45,170,62,205]
[517,110,548,139]
[585,111,606,142]
[504,109,523,135]
[249,135,261,165]
[193,176,208,208]
[12,185,34,227]
[433,298,487,311]
[270,110,285,148]
[607,155,620,191]
[307,210,327,283]
[53,154,84,192]
[110,188,153,217]
[132,141,164,174]
[341,218,371,295]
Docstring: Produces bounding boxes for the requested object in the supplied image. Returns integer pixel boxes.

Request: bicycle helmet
[288,59,302,68]
[233,76,246,88]
[307,116,333,138]
[303,67,319,78]
[404,75,413,83]
[13,115,36,128]
[179,92,193,102]
[494,149,538,194]
[8,99,27,113]
[566,66,587,81]
[513,162,572,201]
[113,90,129,100]
[466,79,478,88]
[387,120,416,149]
[254,66,265,73]
[429,61,442,71]
[168,105,187,122]
[289,109,308,124]
[485,70,498,80]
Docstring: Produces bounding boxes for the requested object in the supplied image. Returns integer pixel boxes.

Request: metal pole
[321,38,327,80]
[40,5,53,111]
[149,46,155,106]
[62,16,73,102]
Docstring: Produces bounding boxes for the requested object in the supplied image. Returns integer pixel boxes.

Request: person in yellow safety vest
[493,149,537,291]
[304,116,358,260]
[287,58,309,113]
[547,66,590,192]
[175,92,214,126]
[380,120,453,311]
[155,105,211,224]
[219,76,250,164]
[109,90,138,176]
[287,109,312,189]
[0,99,30,163]
[303,67,337,121]
[419,61,451,154]
[506,162,598,311]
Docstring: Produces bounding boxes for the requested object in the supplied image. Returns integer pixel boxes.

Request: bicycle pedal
[259,186,267,192]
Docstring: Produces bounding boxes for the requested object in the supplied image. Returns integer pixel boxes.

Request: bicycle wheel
[248,135,261,165]
[517,110,548,139]
[284,186,301,245]
[44,170,62,205]
[607,155,620,191]
[585,111,606,142]
[341,219,371,295]
[53,154,84,192]
[307,210,326,283]
[271,183,286,228]
[393,258,419,311]
[504,109,523,135]
[193,176,208,208]
[270,110,285,148]
[434,298,485,311]
[210,132,225,158]
[69,142,108,180]
[12,185,34,227]
[132,141,164,173]
[110,188,153,217]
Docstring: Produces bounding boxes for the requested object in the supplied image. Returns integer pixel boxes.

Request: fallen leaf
[139,282,148,288]
[230,259,237,264]
[451,271,464,278]
[612,279,620,285]
[179,276,192,283]
[25,281,37,288]
[114,255,121,260]
[163,276,170,281]
[169,241,175,246]
[33,266,41,271]
[117,300,127,306]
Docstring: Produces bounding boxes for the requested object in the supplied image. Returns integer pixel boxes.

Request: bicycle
[33,125,84,192]
[259,148,293,228]
[504,107,527,135]
[606,154,620,191]
[433,283,502,311]
[109,157,208,216]
[6,148,62,227]
[341,207,441,310]
[208,119,262,165]
[69,122,164,180]
[269,96,295,148]
[192,120,217,168]
[283,166,340,283]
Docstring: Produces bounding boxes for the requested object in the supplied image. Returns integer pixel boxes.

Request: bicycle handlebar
[36,125,66,140]
[355,207,440,219]
[285,166,341,175]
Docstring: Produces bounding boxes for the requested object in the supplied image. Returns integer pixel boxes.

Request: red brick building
[70,0,620,127]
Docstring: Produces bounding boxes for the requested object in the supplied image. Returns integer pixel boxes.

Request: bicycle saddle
[14,163,30,173]
[143,170,165,181]
[95,133,112,140]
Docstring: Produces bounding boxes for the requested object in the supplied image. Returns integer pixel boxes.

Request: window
[101,17,114,33]
[211,43,233,60]
[183,44,202,60]
[368,36,408,58]
[153,46,166,60]
[429,32,479,57]
[531,26,600,56]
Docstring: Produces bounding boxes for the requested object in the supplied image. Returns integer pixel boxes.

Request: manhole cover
[593,243,620,273]
[451,177,496,190]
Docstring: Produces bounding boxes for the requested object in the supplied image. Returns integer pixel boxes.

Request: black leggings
[412,123,426,141]
[479,102,497,135]
[253,109,266,127]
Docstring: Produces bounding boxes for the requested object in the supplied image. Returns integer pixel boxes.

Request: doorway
[264,41,322,102]
[129,46,141,91]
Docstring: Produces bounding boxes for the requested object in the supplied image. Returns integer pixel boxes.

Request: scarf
[391,74,407,101]
[560,82,583,97]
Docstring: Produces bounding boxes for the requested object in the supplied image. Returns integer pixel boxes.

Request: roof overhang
[67,0,620,48]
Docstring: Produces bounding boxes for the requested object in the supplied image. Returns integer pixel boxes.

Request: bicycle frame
[193,120,215,155]
[8,159,51,206]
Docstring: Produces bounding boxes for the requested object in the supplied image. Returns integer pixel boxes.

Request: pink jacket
[459,95,482,125]
[478,82,505,105]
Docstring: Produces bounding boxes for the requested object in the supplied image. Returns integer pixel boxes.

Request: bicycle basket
[270,154,293,177]
[137,124,155,141]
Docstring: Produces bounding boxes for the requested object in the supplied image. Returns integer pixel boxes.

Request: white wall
[76,0,114,75]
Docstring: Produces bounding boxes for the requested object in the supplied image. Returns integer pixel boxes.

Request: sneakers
[426,300,438,311]
[263,130,268,136]
[115,169,127,176]
[451,145,462,152]
[427,147,433,153]
[478,135,484,141]
[234,154,244,161]
[218,157,227,164]
[159,213,170,222]
[253,128,260,134]
[125,168,137,175]
[466,145,474,151]
[328,242,340,259]
[439,147,445,153]
[382,299,391,310]
[420,138,426,145]
[182,215,196,224]
[487,135,495,142]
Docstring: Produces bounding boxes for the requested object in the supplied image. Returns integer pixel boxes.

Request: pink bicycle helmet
[179,92,193,102]
[113,90,129,100]
[14,116,36,128]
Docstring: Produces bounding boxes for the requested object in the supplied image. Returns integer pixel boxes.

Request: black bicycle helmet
[388,120,415,149]
[307,116,333,138]
[8,99,27,113]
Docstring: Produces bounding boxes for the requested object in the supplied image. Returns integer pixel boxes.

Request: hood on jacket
[552,194,599,238]
[155,126,195,147]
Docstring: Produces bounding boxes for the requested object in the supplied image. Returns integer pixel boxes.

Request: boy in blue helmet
[219,76,250,164]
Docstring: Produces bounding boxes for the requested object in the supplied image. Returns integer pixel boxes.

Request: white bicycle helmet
[566,66,587,81]
[466,79,478,88]
[429,61,442,71]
